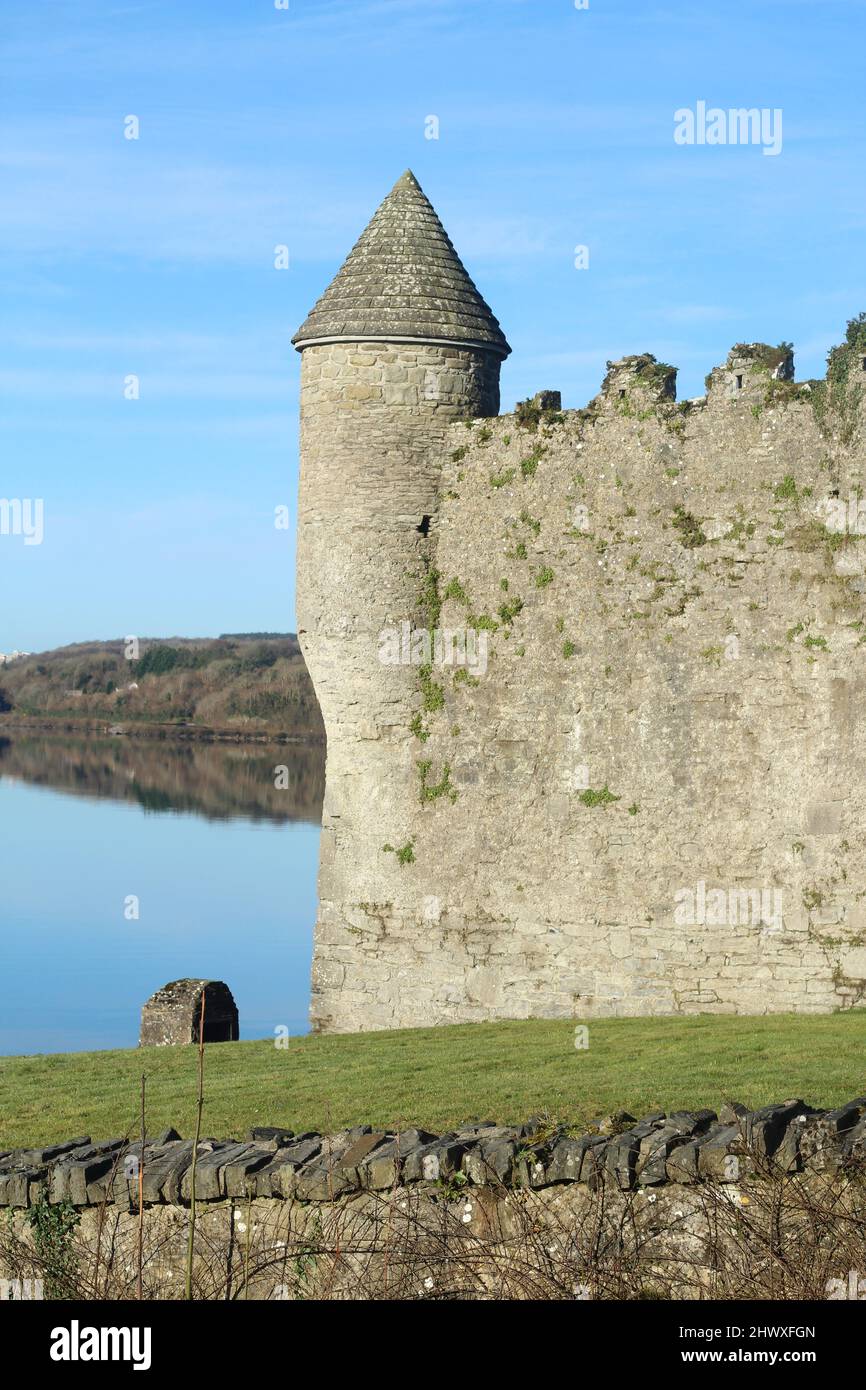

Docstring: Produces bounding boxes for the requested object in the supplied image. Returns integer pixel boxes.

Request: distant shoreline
[0,634,324,744]
[0,715,324,746]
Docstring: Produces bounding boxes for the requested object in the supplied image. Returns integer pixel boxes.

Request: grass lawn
[1,1012,864,1149]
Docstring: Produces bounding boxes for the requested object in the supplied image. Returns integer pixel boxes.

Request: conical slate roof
[292,171,510,357]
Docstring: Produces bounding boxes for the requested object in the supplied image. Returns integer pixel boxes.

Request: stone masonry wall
[296,339,503,1029]
[3,1100,864,1299]
[306,336,866,1030]
[297,339,500,731]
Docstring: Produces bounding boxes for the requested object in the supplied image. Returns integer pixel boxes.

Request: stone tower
[293,170,510,1029]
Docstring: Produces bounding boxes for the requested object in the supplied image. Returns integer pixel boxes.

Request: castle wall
[306,348,866,1031]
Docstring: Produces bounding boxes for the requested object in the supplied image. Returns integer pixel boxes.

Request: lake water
[0,732,324,1056]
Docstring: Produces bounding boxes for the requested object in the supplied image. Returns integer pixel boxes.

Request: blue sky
[2,0,864,653]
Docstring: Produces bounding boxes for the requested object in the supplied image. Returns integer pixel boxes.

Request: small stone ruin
[139,979,238,1047]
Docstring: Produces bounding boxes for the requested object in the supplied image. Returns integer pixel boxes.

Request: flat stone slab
[180,1143,252,1202]
[49,1141,126,1204]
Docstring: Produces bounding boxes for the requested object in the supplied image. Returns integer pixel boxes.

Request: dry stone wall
[3,1100,865,1299]
[2,1097,864,1209]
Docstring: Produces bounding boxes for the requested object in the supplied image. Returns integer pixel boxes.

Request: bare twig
[185,989,206,1301]
[137,1072,146,1301]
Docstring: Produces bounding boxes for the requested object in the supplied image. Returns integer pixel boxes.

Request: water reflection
[0,732,324,824]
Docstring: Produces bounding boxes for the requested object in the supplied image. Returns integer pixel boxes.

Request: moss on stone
[520,446,546,478]
[382,839,416,866]
[418,760,458,805]
[419,663,445,713]
[671,506,707,549]
[578,786,621,808]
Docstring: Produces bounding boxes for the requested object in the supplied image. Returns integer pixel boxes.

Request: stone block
[462,1138,517,1185]
[338,1131,390,1173]
[246,1127,294,1145]
[49,1142,125,1205]
[292,1132,365,1201]
[605,1123,658,1190]
[545,1134,608,1184]
[842,1116,866,1163]
[265,1135,323,1197]
[0,1168,40,1207]
[223,1147,276,1199]
[180,1143,251,1202]
[738,1100,813,1163]
[359,1129,437,1189]
[402,1138,469,1184]
[150,1142,195,1204]
[15,1137,91,1165]
[637,1127,689,1185]
[667,1109,717,1136]
[697,1126,746,1182]
[798,1101,866,1172]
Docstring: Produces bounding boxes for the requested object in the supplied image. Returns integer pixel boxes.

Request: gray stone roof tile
[292,170,510,357]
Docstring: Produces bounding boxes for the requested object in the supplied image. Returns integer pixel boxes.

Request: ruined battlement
[294,170,866,1033]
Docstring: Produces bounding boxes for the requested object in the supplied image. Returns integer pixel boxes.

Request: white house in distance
[0,650,30,666]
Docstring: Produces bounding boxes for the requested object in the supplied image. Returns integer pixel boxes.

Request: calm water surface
[0,732,324,1055]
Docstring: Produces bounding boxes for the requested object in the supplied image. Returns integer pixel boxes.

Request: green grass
[1,1014,864,1149]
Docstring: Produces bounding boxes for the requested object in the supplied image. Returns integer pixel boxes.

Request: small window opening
[618,388,626,399]
[417,515,431,536]
[861,356,866,372]
[735,374,744,390]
